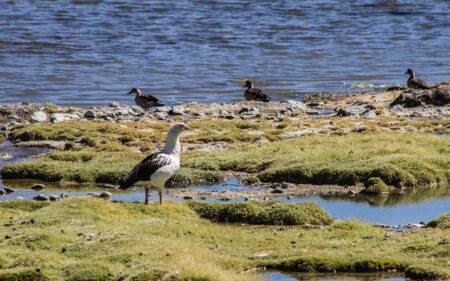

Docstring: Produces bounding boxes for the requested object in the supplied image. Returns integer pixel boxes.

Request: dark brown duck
[127,87,164,110]
[243,80,270,102]
[405,68,433,90]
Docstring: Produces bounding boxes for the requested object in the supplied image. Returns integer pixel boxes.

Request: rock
[183,196,193,200]
[219,110,235,119]
[239,107,259,117]
[50,114,64,123]
[49,194,61,201]
[33,194,49,201]
[286,100,307,111]
[253,252,269,258]
[362,110,377,118]
[0,152,12,159]
[31,184,45,191]
[335,105,368,117]
[31,111,47,122]
[280,129,313,138]
[109,102,120,107]
[247,130,264,136]
[431,88,450,106]
[351,124,366,133]
[271,188,284,194]
[0,190,6,195]
[102,184,118,189]
[170,106,185,115]
[347,190,357,196]
[84,110,96,118]
[98,191,112,199]
[286,195,294,200]
[390,104,403,112]
[4,187,14,194]
[155,106,171,113]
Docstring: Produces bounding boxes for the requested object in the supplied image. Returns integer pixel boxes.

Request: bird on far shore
[243,80,270,102]
[405,68,433,90]
[127,87,164,111]
[119,123,190,205]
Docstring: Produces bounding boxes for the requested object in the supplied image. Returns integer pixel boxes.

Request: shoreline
[1,88,449,197]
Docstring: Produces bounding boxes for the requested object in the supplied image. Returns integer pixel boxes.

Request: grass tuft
[188,201,333,226]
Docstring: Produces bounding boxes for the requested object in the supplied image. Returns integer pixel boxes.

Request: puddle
[262,272,406,281]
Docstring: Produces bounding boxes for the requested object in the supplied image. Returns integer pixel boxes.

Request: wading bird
[243,80,270,102]
[127,87,164,111]
[120,123,190,205]
[405,68,432,90]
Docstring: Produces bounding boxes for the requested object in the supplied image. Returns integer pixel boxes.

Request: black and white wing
[119,152,173,189]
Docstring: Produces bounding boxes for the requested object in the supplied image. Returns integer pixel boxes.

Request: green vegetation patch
[188,201,333,226]
[0,198,448,280]
[0,268,51,281]
[0,200,49,212]
[363,177,391,195]
[185,133,450,189]
[426,213,450,229]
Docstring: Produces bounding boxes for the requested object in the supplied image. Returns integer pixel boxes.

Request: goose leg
[144,187,150,205]
[158,189,163,205]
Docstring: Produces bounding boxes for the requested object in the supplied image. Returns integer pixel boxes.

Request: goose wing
[120,152,173,189]
[411,78,431,90]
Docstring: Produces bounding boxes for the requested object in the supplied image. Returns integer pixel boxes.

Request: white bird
[119,123,190,205]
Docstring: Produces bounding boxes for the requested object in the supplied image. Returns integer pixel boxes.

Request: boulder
[170,106,185,115]
[31,111,47,122]
[84,110,97,118]
[31,183,45,191]
[33,194,49,201]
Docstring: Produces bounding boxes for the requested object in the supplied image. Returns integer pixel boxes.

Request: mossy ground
[0,199,448,280]
[2,119,449,193]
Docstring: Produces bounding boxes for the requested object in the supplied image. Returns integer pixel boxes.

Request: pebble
[50,113,66,123]
[31,183,45,191]
[33,194,49,201]
[0,190,6,195]
[49,194,61,201]
[4,187,15,194]
[271,188,284,194]
[351,124,367,133]
[98,191,112,199]
[108,102,120,107]
[84,110,96,118]
[170,106,185,115]
[183,196,193,200]
[31,111,47,122]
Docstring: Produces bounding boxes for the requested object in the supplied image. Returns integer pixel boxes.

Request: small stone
[286,100,307,111]
[183,196,193,200]
[49,194,61,201]
[155,106,171,113]
[84,110,96,118]
[33,194,49,201]
[4,187,14,194]
[50,113,66,123]
[239,107,259,116]
[390,104,403,112]
[0,190,6,195]
[271,188,284,194]
[362,110,377,119]
[31,111,47,122]
[351,124,366,133]
[98,191,112,199]
[347,190,357,196]
[170,106,185,115]
[31,184,45,191]
[108,102,120,107]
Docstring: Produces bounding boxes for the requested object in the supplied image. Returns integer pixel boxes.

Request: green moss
[43,103,60,114]
[63,263,114,281]
[0,268,51,281]
[426,213,450,229]
[405,265,449,281]
[188,201,333,226]
[363,177,390,195]
[0,201,49,212]
[0,199,447,280]
[186,133,450,190]
[268,257,406,273]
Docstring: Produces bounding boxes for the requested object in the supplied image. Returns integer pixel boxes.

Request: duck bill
[126,90,134,95]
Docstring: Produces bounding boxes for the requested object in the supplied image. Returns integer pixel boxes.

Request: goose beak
[127,90,133,95]
[404,71,408,75]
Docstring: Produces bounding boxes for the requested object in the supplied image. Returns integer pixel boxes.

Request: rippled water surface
[262,272,406,281]
[0,1,449,106]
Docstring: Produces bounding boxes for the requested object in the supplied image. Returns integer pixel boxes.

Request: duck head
[405,68,415,78]
[243,80,253,89]
[127,87,142,95]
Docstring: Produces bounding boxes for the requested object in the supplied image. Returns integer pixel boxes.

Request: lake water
[1,0,449,106]
[262,272,406,281]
